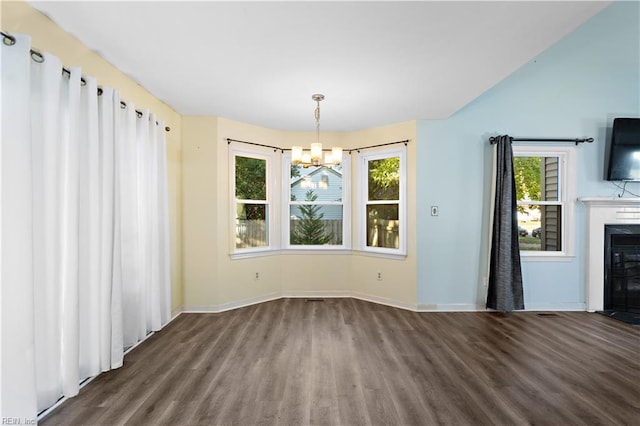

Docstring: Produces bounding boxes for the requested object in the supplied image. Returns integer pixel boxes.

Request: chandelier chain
[315,100,321,144]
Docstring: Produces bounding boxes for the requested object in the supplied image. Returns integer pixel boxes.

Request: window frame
[229,144,279,256]
[512,144,576,260]
[358,146,407,256]
[281,152,351,250]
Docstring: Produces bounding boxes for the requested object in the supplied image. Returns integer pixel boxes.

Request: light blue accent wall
[416,1,640,309]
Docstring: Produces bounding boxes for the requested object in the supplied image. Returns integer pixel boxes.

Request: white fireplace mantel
[578,197,640,311]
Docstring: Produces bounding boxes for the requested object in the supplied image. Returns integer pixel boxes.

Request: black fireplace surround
[600,224,640,325]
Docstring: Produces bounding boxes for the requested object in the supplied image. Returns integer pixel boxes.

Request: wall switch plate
[431,206,439,216]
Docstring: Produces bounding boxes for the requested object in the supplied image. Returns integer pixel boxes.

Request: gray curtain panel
[487,135,525,312]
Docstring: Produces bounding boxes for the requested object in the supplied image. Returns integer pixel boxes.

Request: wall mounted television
[606,117,640,181]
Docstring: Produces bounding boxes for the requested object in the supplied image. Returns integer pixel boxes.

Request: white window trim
[281,152,351,250]
[229,144,280,255]
[358,146,407,256]
[512,144,576,260]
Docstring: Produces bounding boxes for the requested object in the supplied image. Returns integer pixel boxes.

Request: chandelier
[291,94,343,168]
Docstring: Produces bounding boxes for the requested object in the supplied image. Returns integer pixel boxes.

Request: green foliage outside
[291,164,301,179]
[513,157,541,213]
[368,157,400,220]
[236,156,266,220]
[291,190,333,245]
[368,157,400,200]
[235,156,266,199]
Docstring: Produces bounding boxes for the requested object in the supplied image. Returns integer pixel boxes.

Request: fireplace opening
[600,225,640,325]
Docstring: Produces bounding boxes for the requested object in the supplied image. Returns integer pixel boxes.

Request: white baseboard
[350,292,417,312]
[180,291,414,313]
[181,292,282,314]
[179,294,587,315]
[523,302,586,311]
[417,303,485,312]
[282,290,351,299]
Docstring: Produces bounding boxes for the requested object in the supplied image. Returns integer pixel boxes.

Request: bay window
[284,153,350,249]
[231,146,277,253]
[359,147,406,255]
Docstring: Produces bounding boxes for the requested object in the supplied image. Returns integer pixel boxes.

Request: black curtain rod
[227,138,410,153]
[489,136,594,146]
[227,138,284,152]
[2,30,170,132]
[347,140,409,153]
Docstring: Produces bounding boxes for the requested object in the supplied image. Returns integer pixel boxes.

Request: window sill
[520,253,575,262]
[351,250,407,260]
[230,249,280,260]
[230,248,407,260]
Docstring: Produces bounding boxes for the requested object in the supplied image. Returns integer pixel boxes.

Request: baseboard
[282,290,351,299]
[179,295,587,314]
[417,303,485,312]
[350,292,417,312]
[179,291,415,313]
[171,307,183,320]
[523,302,586,311]
[181,292,282,314]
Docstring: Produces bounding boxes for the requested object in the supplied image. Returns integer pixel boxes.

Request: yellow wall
[4,0,419,312]
[2,0,183,311]
[181,116,418,310]
[343,122,418,308]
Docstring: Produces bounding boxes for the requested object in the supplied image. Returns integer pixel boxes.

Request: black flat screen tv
[606,118,640,181]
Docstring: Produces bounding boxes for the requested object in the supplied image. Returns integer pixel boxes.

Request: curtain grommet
[2,33,16,46]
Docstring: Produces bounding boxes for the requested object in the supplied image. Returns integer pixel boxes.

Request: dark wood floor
[41,298,640,425]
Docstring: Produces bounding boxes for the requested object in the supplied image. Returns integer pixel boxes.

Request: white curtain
[1,33,171,420]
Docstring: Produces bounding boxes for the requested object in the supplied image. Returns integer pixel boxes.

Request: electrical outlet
[377,271,383,281]
[254,272,260,281]
[431,206,439,216]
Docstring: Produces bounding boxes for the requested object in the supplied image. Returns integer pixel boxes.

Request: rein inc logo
[1,419,36,425]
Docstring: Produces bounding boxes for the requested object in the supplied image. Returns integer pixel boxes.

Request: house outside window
[359,147,407,256]
[231,147,277,254]
[513,145,575,259]
[284,153,350,249]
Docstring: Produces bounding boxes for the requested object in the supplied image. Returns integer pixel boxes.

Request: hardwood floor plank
[40,298,640,426]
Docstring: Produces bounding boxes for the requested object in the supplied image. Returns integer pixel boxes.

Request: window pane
[236,156,266,200]
[517,204,562,252]
[368,157,399,201]
[366,204,399,249]
[236,203,268,248]
[290,205,342,245]
[291,165,342,202]
[514,156,559,202]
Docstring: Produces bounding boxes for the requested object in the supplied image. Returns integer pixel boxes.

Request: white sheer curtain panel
[1,33,171,420]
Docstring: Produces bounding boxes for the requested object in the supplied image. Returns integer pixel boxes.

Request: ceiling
[28,1,611,132]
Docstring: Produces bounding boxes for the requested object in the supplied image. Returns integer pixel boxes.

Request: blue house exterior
[290,166,343,221]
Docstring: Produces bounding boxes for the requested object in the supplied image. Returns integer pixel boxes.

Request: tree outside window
[289,164,343,246]
[235,155,268,249]
[514,155,561,252]
[366,156,401,250]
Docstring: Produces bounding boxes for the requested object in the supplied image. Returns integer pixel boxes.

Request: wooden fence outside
[236,219,399,248]
[367,219,400,249]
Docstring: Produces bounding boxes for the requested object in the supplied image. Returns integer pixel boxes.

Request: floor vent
[537,313,560,317]
[304,298,325,302]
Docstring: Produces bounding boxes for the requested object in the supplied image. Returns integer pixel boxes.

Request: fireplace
[579,197,640,313]
[604,225,640,314]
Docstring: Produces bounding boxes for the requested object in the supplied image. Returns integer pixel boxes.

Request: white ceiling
[28,1,611,131]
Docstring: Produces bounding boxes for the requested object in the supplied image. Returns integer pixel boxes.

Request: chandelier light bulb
[292,146,303,164]
[292,94,343,168]
[310,143,323,164]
